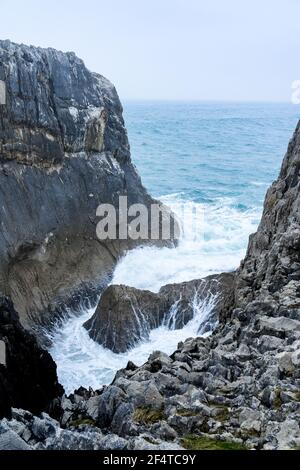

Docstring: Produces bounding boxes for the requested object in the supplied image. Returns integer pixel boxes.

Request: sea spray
[50,286,218,394]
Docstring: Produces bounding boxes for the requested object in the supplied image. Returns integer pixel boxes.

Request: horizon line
[121,98,294,105]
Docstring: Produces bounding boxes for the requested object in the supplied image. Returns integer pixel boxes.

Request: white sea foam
[50,194,261,393]
[50,289,218,394]
[112,195,260,291]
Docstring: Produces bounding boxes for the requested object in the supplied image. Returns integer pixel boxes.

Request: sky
[0,0,299,101]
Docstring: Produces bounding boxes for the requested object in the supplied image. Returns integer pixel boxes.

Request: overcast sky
[1,0,299,101]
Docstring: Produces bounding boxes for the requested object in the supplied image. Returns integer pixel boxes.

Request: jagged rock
[239,408,262,433]
[277,352,296,374]
[96,386,126,428]
[276,419,300,450]
[259,316,300,337]
[0,40,173,328]
[0,424,32,450]
[151,421,178,441]
[0,296,63,419]
[84,273,234,353]
[84,285,164,353]
[127,435,183,450]
[235,120,300,309]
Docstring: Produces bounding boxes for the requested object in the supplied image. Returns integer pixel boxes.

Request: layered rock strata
[0,40,173,328]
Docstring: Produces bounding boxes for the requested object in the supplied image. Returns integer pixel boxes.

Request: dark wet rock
[84,285,164,353]
[0,40,174,328]
[0,296,63,419]
[84,273,234,353]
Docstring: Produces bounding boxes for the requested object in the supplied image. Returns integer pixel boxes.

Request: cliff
[37,121,299,451]
[235,120,300,312]
[0,40,171,329]
[0,40,299,451]
[0,120,299,450]
[0,296,63,419]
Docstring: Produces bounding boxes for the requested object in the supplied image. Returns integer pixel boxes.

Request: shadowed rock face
[84,273,234,353]
[0,296,63,419]
[0,41,174,328]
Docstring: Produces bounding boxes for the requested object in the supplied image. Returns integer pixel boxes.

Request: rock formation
[0,296,63,419]
[84,273,234,353]
[0,40,174,329]
[235,120,300,311]
[12,118,296,451]
[0,40,299,451]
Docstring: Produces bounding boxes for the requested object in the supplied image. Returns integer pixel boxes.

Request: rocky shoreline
[0,41,300,451]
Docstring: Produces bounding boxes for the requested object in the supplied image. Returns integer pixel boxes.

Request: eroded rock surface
[84,273,234,353]
[0,297,63,419]
[235,120,300,310]
[0,40,173,327]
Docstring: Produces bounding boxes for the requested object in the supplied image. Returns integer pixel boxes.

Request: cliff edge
[0,40,172,328]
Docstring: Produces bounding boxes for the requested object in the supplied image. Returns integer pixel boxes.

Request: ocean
[50,101,300,393]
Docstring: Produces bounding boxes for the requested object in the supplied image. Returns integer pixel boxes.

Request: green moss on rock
[177,409,200,417]
[181,434,248,450]
[133,407,164,425]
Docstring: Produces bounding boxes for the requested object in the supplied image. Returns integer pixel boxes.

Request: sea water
[50,101,300,393]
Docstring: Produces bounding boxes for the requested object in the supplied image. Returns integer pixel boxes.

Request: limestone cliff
[0,40,172,328]
[235,120,300,312]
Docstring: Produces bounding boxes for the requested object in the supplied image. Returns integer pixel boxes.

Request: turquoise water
[112,101,300,290]
[124,101,299,208]
[51,102,300,392]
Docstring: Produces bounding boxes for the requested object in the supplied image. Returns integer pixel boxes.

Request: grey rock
[126,381,164,410]
[96,386,126,427]
[97,434,127,450]
[128,435,183,450]
[276,419,300,450]
[111,402,134,436]
[0,424,32,450]
[85,273,234,353]
[0,40,173,327]
[259,316,300,336]
[31,416,57,441]
[85,395,101,421]
[151,421,178,441]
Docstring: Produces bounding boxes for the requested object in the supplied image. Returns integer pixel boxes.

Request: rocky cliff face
[235,120,300,312]
[0,41,171,328]
[21,120,297,451]
[0,41,299,451]
[0,296,63,419]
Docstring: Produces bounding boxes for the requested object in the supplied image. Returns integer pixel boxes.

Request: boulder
[84,285,164,353]
[84,273,234,353]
